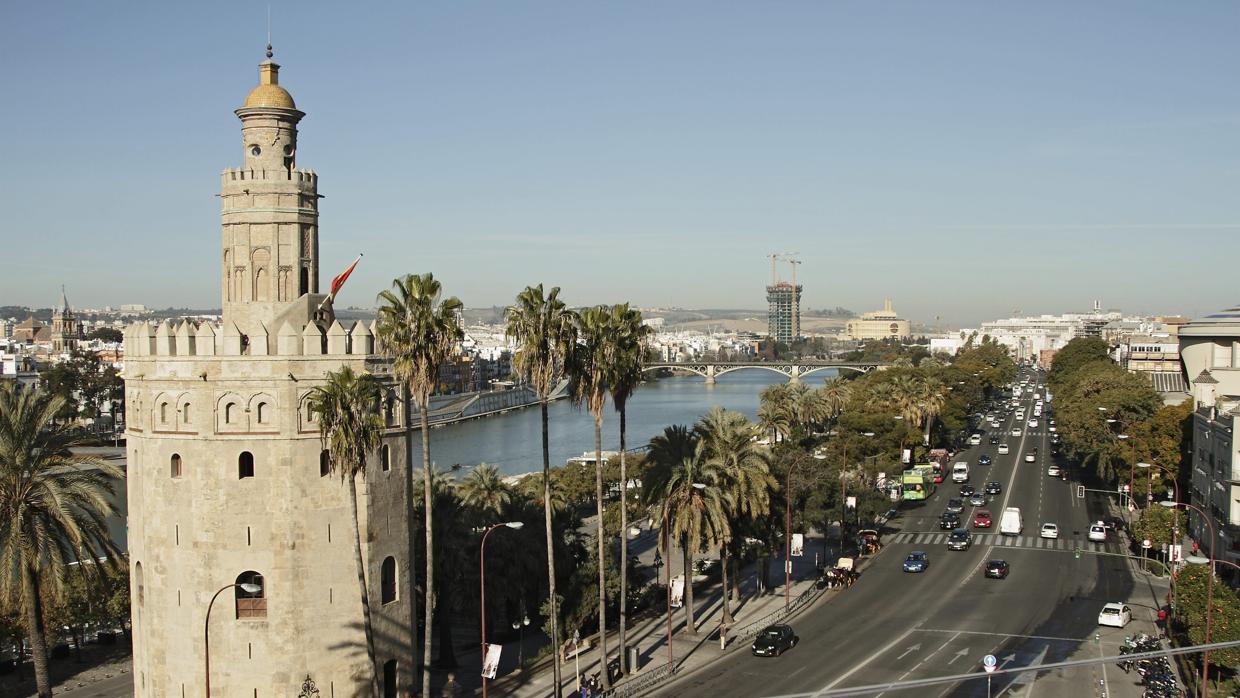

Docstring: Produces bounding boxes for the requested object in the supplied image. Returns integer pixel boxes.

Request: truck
[1000,507,1023,536]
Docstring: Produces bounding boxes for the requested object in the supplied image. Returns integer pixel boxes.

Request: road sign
[983,654,997,674]
[1142,539,1152,549]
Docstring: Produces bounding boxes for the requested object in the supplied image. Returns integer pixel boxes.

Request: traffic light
[1077,485,1085,499]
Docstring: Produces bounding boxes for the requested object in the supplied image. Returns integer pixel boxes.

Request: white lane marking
[815,627,919,695]
[895,643,922,660]
[916,628,1083,643]
[874,631,963,698]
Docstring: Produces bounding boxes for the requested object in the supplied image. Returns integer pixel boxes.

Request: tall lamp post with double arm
[480,521,524,698]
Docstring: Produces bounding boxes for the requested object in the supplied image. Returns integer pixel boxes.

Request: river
[412,369,838,478]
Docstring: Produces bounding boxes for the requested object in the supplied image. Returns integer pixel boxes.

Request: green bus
[902,465,936,502]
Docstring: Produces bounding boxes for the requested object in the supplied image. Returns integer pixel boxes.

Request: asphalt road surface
[661,369,1140,698]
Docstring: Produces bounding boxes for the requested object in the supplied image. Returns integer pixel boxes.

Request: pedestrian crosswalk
[887,531,1091,551]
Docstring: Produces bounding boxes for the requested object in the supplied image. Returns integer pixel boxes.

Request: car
[940,512,961,530]
[903,551,929,573]
[959,484,976,497]
[989,436,1000,445]
[969,434,982,445]
[997,444,1010,455]
[1089,522,1107,542]
[1028,418,1039,427]
[978,454,992,466]
[1047,464,1061,477]
[1040,523,1059,539]
[1097,603,1132,628]
[985,481,1002,495]
[751,623,798,656]
[947,528,972,551]
[1025,449,1037,463]
[945,498,965,514]
[984,559,1010,579]
[969,492,986,507]
[973,509,993,528]
[1048,426,1057,432]
[1011,429,1022,436]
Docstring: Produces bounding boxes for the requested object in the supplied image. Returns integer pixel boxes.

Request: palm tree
[792,383,829,434]
[505,284,576,696]
[819,377,852,423]
[758,383,795,443]
[645,441,730,635]
[308,366,385,697]
[919,377,947,446]
[376,272,463,698]
[695,407,774,625]
[0,385,122,698]
[458,464,512,517]
[569,305,615,689]
[605,303,652,675]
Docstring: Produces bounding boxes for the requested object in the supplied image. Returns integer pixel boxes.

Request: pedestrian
[1157,607,1167,634]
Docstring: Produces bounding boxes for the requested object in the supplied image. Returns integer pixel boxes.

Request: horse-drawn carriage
[857,529,882,555]
[818,556,858,589]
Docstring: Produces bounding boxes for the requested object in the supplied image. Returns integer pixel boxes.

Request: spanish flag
[326,254,362,304]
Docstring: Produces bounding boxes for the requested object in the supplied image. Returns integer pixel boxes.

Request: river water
[412,370,838,478]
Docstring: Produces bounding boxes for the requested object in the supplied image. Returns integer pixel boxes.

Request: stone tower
[124,47,414,698]
[50,286,78,353]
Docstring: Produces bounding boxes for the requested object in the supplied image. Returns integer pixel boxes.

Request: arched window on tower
[320,449,330,478]
[238,451,255,479]
[299,267,309,297]
[256,402,269,424]
[381,557,397,604]
[380,444,391,472]
[170,454,182,479]
[383,660,398,698]
[234,571,266,619]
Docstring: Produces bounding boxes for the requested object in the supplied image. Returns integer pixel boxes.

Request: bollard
[626,645,639,674]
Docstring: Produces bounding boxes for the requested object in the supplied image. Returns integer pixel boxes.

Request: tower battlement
[220,167,318,187]
[124,317,376,359]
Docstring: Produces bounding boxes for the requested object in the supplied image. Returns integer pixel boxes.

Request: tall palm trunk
[720,543,732,624]
[22,564,51,698]
[617,406,629,675]
[540,399,563,696]
[420,403,435,698]
[593,416,610,689]
[347,473,382,698]
[731,554,741,604]
[682,537,697,634]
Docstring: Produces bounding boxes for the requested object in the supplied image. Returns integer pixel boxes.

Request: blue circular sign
[983,654,997,667]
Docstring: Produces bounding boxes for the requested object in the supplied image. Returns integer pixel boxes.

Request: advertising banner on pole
[482,643,502,679]
[902,448,912,464]
[670,575,685,608]
[791,533,804,557]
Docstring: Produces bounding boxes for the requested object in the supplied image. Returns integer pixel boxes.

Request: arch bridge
[644,360,888,384]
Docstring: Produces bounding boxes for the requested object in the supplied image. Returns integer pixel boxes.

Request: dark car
[984,559,1010,579]
[947,527,972,551]
[945,498,965,514]
[752,624,797,657]
[903,551,930,573]
[940,512,961,530]
[989,436,1000,445]
[984,481,1002,495]
[978,454,992,466]
[959,484,976,497]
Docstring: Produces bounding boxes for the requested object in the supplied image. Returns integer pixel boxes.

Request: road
[661,369,1150,698]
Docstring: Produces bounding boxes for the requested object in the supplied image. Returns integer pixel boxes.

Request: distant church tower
[51,286,79,353]
[124,46,413,698]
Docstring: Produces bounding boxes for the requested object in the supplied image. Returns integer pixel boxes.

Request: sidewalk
[449,529,853,697]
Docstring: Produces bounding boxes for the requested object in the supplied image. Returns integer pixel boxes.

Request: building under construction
[767,281,802,344]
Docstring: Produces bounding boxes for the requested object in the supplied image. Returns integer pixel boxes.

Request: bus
[902,465,936,502]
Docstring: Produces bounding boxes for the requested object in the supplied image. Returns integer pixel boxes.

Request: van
[952,462,970,483]
[1000,507,1023,536]
[1088,522,1107,542]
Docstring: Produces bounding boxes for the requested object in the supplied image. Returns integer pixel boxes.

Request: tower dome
[241,45,296,110]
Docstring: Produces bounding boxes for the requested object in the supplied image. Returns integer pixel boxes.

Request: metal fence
[599,663,671,698]
[734,584,824,644]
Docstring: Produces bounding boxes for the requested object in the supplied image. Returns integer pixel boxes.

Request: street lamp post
[573,629,582,695]
[204,581,262,697]
[480,521,524,698]
[512,614,530,672]
[1161,500,1215,698]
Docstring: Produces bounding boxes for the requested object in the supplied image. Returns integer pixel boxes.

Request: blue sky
[2,2,1238,325]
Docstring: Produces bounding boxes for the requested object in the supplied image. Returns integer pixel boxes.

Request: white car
[1048,426,1056,432]
[1040,523,1059,539]
[997,444,1010,455]
[1028,419,1039,427]
[1098,602,1131,628]
[1011,429,1022,436]
[1088,522,1107,542]
[1024,452,1036,463]
[1047,464,1060,477]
